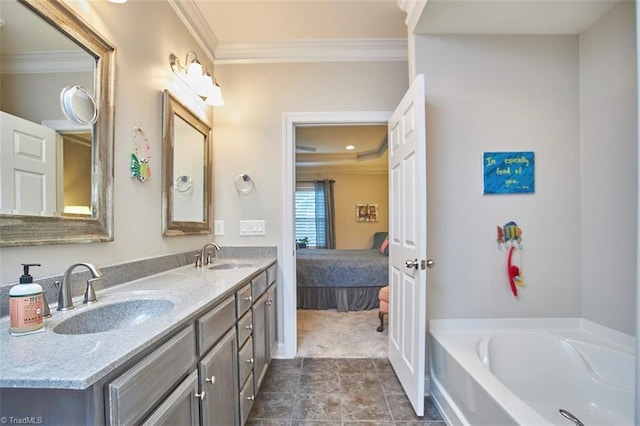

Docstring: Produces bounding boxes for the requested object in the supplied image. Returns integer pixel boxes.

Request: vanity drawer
[107,326,196,425]
[266,263,277,285]
[238,336,254,387]
[251,271,268,300]
[239,372,255,425]
[196,295,236,355]
[236,283,252,317]
[237,310,253,346]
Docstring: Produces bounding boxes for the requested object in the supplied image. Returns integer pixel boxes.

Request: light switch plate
[214,220,224,236]
[239,220,266,236]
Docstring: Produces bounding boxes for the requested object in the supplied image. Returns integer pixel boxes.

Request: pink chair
[377,286,389,332]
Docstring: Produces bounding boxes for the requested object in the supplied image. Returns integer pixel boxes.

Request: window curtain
[314,180,336,249]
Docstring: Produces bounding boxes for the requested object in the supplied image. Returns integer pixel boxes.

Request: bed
[296,246,389,312]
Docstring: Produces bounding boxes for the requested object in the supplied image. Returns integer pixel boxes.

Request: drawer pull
[195,390,206,401]
[206,376,216,385]
[244,324,253,331]
[246,358,254,364]
[244,296,252,303]
[266,299,273,306]
[246,395,255,401]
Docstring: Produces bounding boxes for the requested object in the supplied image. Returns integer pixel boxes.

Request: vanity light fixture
[170,52,224,107]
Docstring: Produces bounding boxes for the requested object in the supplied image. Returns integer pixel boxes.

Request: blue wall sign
[483,151,535,194]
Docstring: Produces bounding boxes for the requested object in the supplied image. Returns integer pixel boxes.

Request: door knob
[405,259,419,269]
[426,259,435,268]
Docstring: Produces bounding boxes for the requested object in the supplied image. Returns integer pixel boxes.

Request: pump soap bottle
[9,263,45,336]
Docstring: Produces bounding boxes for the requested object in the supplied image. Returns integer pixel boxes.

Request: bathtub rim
[429,317,635,425]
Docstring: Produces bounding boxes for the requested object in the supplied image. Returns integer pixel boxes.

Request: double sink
[50,260,256,336]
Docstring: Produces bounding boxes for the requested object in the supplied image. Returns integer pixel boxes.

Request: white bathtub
[429,318,635,425]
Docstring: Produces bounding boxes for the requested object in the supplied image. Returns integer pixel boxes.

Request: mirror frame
[162,90,212,237]
[0,0,115,247]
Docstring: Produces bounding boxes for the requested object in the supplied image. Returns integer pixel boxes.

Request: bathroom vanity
[0,258,277,426]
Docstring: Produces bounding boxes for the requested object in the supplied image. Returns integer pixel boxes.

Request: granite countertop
[0,257,275,390]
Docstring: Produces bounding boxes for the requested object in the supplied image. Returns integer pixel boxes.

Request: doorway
[281,111,392,359]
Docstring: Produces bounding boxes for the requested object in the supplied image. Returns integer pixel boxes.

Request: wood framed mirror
[0,0,115,246]
[162,90,212,236]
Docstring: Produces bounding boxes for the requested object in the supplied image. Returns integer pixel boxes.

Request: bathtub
[429,318,635,425]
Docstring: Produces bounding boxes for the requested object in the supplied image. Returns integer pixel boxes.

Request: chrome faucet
[55,262,103,311]
[198,243,221,267]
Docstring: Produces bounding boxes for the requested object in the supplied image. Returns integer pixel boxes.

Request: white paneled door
[387,74,428,416]
[0,111,56,215]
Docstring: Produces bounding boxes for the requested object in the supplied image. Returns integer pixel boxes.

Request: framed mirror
[0,0,115,246]
[162,90,212,236]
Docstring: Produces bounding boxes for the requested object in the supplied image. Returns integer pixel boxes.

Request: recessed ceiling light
[345,145,355,151]
[107,0,127,3]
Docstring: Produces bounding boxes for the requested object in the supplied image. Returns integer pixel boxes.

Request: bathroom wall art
[356,203,378,222]
[483,151,534,194]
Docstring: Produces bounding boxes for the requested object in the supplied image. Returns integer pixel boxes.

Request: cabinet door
[267,283,278,360]
[199,328,239,426]
[141,370,200,426]
[107,326,196,425]
[252,293,268,393]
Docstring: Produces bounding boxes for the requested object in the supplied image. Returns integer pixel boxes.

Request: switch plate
[214,220,224,236]
[239,220,266,236]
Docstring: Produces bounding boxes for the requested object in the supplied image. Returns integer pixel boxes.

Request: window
[295,180,335,249]
[295,182,319,247]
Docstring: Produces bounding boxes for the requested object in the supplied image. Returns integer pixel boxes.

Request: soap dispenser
[9,263,45,336]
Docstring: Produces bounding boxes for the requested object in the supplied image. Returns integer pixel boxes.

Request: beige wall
[579,2,637,334]
[0,1,218,283]
[1,71,92,123]
[0,2,408,284]
[210,61,407,249]
[416,3,637,335]
[297,172,389,249]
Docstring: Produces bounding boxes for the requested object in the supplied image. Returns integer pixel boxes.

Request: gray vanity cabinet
[106,326,196,425]
[198,328,239,426]
[252,266,277,394]
[0,262,278,426]
[140,370,200,426]
[252,292,269,391]
[266,282,278,359]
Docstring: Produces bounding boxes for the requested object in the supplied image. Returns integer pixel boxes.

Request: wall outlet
[214,220,224,236]
[239,220,266,236]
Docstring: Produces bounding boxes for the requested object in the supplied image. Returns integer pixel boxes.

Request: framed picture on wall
[356,203,378,222]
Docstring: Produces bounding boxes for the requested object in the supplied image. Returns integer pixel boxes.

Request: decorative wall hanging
[356,203,378,222]
[483,151,534,194]
[497,221,525,298]
[130,123,151,182]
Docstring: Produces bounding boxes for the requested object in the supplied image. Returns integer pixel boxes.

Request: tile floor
[247,358,445,425]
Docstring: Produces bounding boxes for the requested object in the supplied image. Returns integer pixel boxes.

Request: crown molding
[397,0,427,35]
[168,0,408,64]
[0,51,94,74]
[214,38,408,65]
[296,164,389,175]
[167,0,218,64]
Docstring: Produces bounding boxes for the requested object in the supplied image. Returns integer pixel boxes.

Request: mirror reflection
[0,0,115,246]
[162,90,212,236]
[0,0,94,217]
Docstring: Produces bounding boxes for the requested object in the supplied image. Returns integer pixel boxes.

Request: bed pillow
[380,236,389,256]
[371,232,388,249]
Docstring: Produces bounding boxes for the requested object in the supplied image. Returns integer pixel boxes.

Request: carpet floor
[296,308,388,358]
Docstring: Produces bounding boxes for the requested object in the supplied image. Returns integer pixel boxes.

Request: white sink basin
[53,299,175,335]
